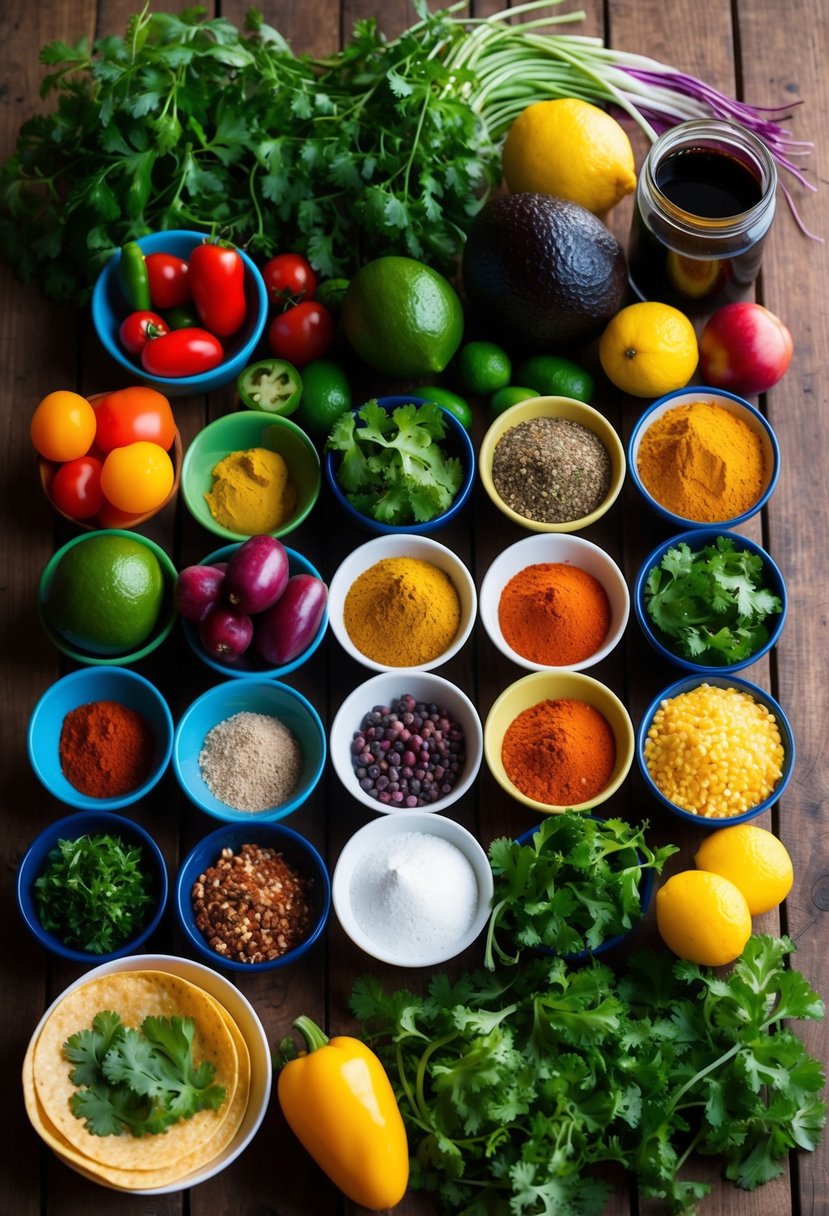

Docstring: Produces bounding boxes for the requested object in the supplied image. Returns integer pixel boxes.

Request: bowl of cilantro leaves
[634,528,787,675]
[323,395,475,534]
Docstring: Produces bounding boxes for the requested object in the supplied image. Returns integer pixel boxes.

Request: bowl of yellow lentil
[636,674,795,826]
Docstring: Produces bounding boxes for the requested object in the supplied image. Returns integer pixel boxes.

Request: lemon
[455,341,512,395]
[694,824,793,916]
[341,256,464,377]
[599,301,698,398]
[656,870,752,966]
[44,534,165,655]
[502,98,637,216]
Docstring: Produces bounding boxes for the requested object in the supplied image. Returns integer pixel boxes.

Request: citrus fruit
[502,98,636,215]
[31,390,96,462]
[516,355,595,404]
[44,534,165,655]
[694,824,793,916]
[415,386,473,431]
[598,301,699,397]
[455,341,512,395]
[655,869,752,966]
[294,358,352,438]
[489,386,538,414]
[341,256,464,377]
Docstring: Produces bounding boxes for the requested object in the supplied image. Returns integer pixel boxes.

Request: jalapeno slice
[237,359,303,415]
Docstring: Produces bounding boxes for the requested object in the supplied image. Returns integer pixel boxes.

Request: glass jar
[627,119,777,309]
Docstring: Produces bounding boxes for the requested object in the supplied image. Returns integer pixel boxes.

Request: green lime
[415,385,473,431]
[455,341,512,395]
[341,256,464,377]
[315,277,350,316]
[45,535,164,655]
[489,386,539,414]
[516,354,595,403]
[295,358,353,438]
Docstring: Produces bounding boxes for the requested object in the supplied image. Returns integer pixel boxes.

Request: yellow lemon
[599,301,698,397]
[694,824,793,916]
[656,870,752,966]
[502,97,637,216]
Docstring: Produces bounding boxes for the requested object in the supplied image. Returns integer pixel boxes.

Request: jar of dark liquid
[628,119,777,309]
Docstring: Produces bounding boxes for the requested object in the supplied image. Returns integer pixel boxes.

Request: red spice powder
[498,562,611,666]
[59,699,155,798]
[501,697,616,806]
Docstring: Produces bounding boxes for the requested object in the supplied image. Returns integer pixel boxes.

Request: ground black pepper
[491,416,612,524]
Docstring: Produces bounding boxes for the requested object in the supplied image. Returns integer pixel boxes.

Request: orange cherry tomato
[31,391,97,462]
[100,441,174,514]
[93,386,177,454]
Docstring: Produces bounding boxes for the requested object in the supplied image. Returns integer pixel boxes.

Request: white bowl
[327,534,477,673]
[329,671,483,814]
[331,811,494,967]
[479,534,629,672]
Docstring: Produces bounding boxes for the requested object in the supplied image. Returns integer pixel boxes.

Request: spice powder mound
[491,416,612,524]
[198,710,303,812]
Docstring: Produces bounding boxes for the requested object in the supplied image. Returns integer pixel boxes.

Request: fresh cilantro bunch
[484,813,678,968]
[644,536,783,665]
[326,399,463,525]
[63,1010,227,1137]
[353,935,826,1215]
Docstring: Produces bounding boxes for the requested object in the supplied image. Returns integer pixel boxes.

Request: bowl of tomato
[91,230,269,396]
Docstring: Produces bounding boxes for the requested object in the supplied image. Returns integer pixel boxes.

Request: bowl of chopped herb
[16,809,168,963]
[634,528,787,675]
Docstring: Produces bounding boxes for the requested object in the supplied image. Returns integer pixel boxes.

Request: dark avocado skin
[461,193,628,348]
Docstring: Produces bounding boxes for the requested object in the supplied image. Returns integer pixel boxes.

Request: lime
[455,341,512,395]
[415,385,473,431]
[44,534,164,655]
[295,358,353,438]
[489,385,538,415]
[515,355,595,403]
[341,256,464,377]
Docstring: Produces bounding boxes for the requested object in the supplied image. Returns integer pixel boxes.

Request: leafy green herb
[644,536,782,665]
[63,1010,227,1137]
[34,832,155,954]
[326,398,462,524]
[485,813,678,968]
[352,935,826,1215]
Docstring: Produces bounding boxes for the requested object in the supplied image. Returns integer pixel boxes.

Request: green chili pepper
[236,359,303,415]
[117,241,151,311]
[164,302,201,330]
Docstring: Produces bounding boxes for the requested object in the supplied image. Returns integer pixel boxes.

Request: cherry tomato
[145,251,191,309]
[50,455,105,520]
[118,309,169,357]
[262,253,318,306]
[30,390,97,462]
[100,441,175,514]
[93,386,177,453]
[267,301,334,367]
[188,242,247,337]
[140,328,224,378]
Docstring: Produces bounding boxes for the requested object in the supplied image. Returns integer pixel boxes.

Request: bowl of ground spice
[27,666,174,811]
[483,670,635,814]
[479,533,630,672]
[478,396,626,533]
[628,387,780,528]
[327,533,477,673]
[172,679,327,823]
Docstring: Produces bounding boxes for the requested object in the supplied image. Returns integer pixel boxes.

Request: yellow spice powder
[205,446,297,534]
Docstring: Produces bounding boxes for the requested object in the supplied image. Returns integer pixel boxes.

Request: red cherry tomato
[118,310,169,357]
[267,300,334,367]
[93,386,177,453]
[188,242,247,337]
[145,251,192,310]
[50,455,105,520]
[140,327,224,377]
[262,253,318,306]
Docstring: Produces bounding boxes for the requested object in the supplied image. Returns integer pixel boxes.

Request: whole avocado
[462,193,628,348]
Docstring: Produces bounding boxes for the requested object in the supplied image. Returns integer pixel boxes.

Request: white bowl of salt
[331,811,494,967]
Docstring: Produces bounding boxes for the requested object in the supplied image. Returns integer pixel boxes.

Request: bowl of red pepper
[91,230,269,396]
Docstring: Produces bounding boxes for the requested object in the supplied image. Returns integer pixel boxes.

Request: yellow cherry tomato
[100,441,174,514]
[30,390,97,462]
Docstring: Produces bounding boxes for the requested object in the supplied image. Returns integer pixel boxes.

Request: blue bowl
[91,230,268,396]
[174,822,331,972]
[634,528,787,676]
[636,672,795,827]
[172,680,327,823]
[180,543,328,680]
[323,395,476,534]
[27,667,174,810]
[16,809,168,963]
[628,387,780,529]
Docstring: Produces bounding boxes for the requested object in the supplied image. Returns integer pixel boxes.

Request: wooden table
[1,2,826,1213]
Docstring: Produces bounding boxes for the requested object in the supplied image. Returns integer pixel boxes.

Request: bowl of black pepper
[478,396,626,533]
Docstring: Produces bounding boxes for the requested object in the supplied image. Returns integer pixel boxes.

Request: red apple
[699,302,793,396]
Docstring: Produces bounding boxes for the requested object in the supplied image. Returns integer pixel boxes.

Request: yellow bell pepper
[277,1015,409,1211]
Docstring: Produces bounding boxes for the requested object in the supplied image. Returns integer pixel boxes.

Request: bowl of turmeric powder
[628,387,780,528]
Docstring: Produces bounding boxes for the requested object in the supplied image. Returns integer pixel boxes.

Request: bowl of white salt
[331,810,494,967]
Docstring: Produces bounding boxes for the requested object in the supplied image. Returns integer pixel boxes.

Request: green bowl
[181,410,321,542]
[37,530,178,667]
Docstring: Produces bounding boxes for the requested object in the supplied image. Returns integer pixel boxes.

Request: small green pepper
[164,302,201,330]
[117,241,152,311]
[236,358,303,415]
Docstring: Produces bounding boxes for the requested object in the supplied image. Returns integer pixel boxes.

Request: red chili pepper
[188,241,247,337]
[119,310,169,357]
[145,252,191,310]
[140,327,224,377]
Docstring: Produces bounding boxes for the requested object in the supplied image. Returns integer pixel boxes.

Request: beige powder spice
[198,710,302,812]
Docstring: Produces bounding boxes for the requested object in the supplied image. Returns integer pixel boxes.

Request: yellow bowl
[483,670,634,814]
[478,396,625,533]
